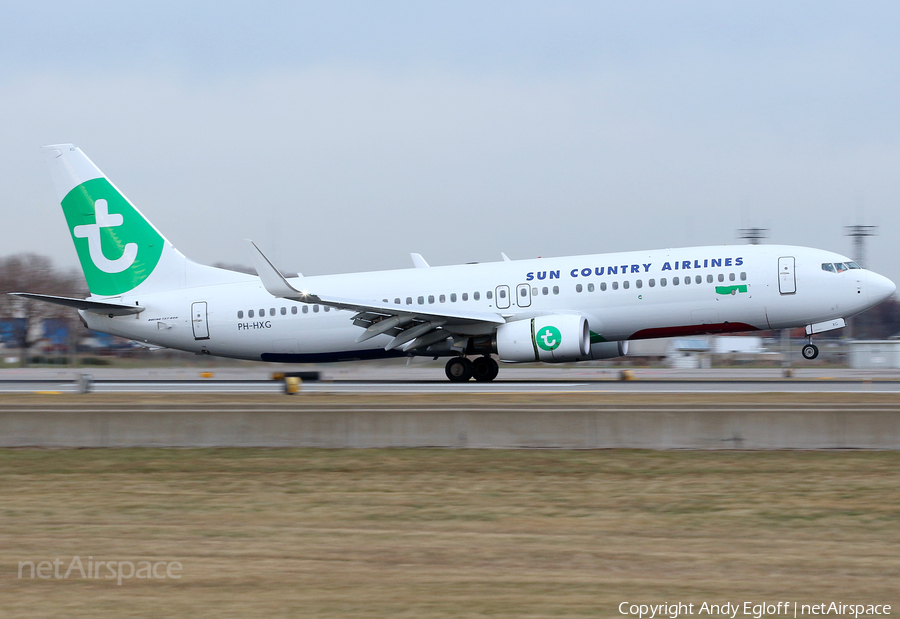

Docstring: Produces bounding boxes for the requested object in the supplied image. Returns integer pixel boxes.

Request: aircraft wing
[8,293,144,316]
[248,241,505,351]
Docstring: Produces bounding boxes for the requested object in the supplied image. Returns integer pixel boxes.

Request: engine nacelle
[496,315,590,363]
[589,340,628,360]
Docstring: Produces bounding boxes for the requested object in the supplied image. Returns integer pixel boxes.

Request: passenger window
[740,272,747,281]
[270,308,275,316]
[649,279,655,288]
[695,275,702,284]
[238,310,244,319]
[428,295,435,304]
[822,263,835,273]
[406,297,412,305]
[259,308,264,316]
[281,307,286,315]
[587,283,595,292]
[450,293,457,302]
[418,296,424,305]
[324,306,330,312]
[612,281,619,290]
[636,280,642,289]
[313,305,319,313]
[718,273,724,282]
[486,291,493,300]
[552,285,559,294]
[383,299,388,303]
[542,286,549,295]
[462,293,469,301]
[439,294,445,303]
[707,274,713,283]
[600,282,607,291]
[532,287,538,295]
[623,281,630,289]
[684,276,690,285]
[302,306,309,314]
[729,273,735,281]
[474,292,480,301]
[521,288,528,297]
[248,309,254,318]
[576,283,583,293]
[499,289,506,299]
[291,306,297,314]
[660,278,667,287]
[673,277,679,285]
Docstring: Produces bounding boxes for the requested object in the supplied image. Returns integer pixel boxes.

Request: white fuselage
[80,244,894,363]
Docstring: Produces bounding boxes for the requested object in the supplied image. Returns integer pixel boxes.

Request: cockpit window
[847,262,861,269]
[834,262,848,272]
[822,263,836,273]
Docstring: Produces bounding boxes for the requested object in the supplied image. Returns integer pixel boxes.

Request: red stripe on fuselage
[629,322,759,340]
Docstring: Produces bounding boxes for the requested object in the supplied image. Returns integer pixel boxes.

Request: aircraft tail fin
[41,145,251,297]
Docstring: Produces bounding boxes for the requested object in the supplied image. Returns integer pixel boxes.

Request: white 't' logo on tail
[73,199,138,273]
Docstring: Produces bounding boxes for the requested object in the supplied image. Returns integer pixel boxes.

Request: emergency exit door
[778,257,796,295]
[516,283,532,307]
[495,285,511,309]
[191,301,210,340]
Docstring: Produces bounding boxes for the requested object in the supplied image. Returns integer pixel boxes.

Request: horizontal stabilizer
[9,293,144,316]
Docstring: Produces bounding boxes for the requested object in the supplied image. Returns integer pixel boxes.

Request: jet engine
[496,315,590,362]
[589,340,628,360]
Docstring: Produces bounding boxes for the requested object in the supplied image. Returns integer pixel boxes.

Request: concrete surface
[2,395,898,449]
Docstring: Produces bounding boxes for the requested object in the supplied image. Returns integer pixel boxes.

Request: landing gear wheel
[801,344,819,360]
[445,357,474,382]
[472,356,499,382]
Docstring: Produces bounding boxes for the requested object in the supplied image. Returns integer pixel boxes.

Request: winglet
[411,253,430,268]
[501,252,511,262]
[247,240,306,299]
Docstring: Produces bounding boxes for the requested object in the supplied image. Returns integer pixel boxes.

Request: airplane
[11,144,896,382]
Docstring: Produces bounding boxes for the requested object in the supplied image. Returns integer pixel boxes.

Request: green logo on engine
[61,177,163,296]
[535,325,562,351]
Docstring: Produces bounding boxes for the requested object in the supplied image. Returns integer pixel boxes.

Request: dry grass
[0,448,898,617]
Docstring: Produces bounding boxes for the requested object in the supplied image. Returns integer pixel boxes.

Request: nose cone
[868,271,896,305]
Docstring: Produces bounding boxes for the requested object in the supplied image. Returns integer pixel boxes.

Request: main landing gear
[445,356,499,382]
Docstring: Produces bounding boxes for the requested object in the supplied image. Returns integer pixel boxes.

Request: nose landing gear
[801,342,819,360]
[445,356,499,382]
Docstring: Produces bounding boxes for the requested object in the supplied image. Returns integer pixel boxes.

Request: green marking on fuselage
[716,285,748,295]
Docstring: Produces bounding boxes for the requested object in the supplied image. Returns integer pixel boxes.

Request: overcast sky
[2,1,899,284]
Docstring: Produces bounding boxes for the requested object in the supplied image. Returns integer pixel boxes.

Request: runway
[3,366,900,394]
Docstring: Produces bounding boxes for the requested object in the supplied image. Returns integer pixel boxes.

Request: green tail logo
[61,178,163,296]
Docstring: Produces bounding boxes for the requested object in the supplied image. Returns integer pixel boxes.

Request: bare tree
[0,254,88,366]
